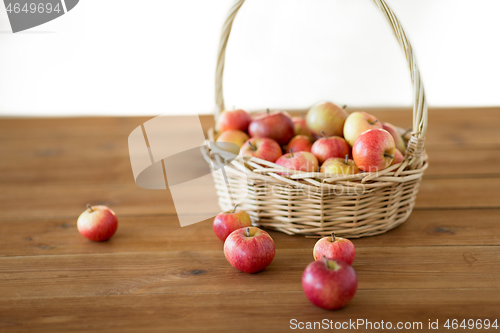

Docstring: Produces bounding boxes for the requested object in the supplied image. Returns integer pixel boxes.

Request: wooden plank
[0,116,149,140]
[0,209,499,258]
[0,245,499,300]
[425,147,500,178]
[1,289,499,333]
[1,136,500,186]
[416,177,500,209]
[0,176,499,219]
[0,115,215,140]
[0,183,176,218]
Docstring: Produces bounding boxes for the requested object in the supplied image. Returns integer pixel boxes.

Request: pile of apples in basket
[214,101,408,310]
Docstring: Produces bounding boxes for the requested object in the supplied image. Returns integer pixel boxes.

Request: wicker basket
[204,0,428,238]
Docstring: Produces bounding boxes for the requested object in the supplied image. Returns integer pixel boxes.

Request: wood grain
[0,246,499,300]
[1,108,499,332]
[0,177,499,219]
[1,138,499,187]
[1,290,500,333]
[0,209,499,258]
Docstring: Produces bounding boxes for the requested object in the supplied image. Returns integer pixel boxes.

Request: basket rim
[205,126,428,190]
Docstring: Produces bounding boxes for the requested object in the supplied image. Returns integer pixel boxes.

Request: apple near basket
[203,0,429,238]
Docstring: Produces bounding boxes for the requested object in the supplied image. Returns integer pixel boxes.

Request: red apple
[311,134,351,165]
[292,116,314,140]
[343,112,383,146]
[382,122,406,154]
[216,129,249,148]
[286,135,313,153]
[218,109,252,133]
[240,137,282,163]
[313,232,356,265]
[320,155,359,175]
[77,205,118,242]
[352,129,395,172]
[248,109,294,145]
[224,227,275,273]
[213,206,252,242]
[306,101,348,138]
[275,150,319,175]
[391,149,404,166]
[302,258,358,310]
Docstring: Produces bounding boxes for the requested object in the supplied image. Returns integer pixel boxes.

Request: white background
[0,0,499,117]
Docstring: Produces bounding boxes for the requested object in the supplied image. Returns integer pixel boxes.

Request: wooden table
[1,107,499,332]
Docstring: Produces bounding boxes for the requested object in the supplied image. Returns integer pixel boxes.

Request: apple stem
[369,119,379,125]
[86,204,94,213]
[384,153,394,159]
[331,232,336,242]
[345,154,349,165]
[248,141,256,151]
[322,255,329,268]
[289,149,294,158]
[342,104,347,109]
[266,108,270,116]
[232,204,239,213]
[321,131,327,139]
[246,227,250,237]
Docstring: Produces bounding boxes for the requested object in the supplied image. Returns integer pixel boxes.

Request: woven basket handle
[214,0,428,161]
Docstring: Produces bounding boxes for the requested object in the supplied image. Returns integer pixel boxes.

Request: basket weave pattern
[206,0,428,238]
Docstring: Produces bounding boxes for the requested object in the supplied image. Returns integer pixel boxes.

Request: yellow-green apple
[306,101,348,138]
[286,135,313,153]
[343,112,383,146]
[275,150,319,175]
[240,137,282,163]
[302,257,358,310]
[352,129,395,172]
[311,134,351,165]
[391,149,404,166]
[248,109,294,145]
[382,122,406,154]
[217,109,252,133]
[224,227,275,273]
[213,206,252,242]
[292,116,314,140]
[313,232,356,265]
[77,205,118,242]
[320,155,359,175]
[216,129,249,148]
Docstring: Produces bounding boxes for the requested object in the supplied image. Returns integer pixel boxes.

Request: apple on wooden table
[248,109,294,145]
[302,257,358,310]
[77,205,118,242]
[311,133,351,165]
[306,101,348,138]
[240,137,282,163]
[213,205,252,242]
[343,111,383,146]
[352,128,395,172]
[313,232,356,265]
[224,227,275,274]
